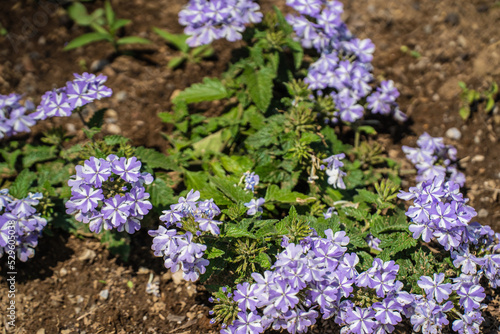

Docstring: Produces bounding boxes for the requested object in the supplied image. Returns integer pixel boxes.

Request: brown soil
[0,0,499,333]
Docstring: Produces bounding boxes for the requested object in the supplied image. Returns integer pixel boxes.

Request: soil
[0,0,499,333]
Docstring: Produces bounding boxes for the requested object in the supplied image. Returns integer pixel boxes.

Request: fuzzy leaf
[210,176,253,203]
[134,147,180,171]
[9,169,37,198]
[206,247,225,259]
[22,145,57,168]
[148,178,174,207]
[174,77,227,104]
[244,65,275,111]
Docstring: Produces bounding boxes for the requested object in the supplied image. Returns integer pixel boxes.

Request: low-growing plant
[1,0,499,333]
[152,28,214,69]
[458,80,498,120]
[64,0,151,53]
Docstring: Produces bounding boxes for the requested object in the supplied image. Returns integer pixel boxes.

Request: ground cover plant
[1,0,500,333]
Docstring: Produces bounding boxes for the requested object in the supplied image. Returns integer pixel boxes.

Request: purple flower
[417,273,452,303]
[244,198,265,216]
[111,157,142,183]
[101,195,132,227]
[234,282,259,311]
[233,311,263,334]
[346,307,376,334]
[268,280,300,313]
[243,172,259,192]
[81,157,111,187]
[372,299,403,325]
[457,284,485,313]
[69,185,103,214]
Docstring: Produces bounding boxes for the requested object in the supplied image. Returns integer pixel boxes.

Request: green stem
[354,125,360,149]
[76,107,89,128]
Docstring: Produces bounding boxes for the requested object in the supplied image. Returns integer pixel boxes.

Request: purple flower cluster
[212,226,489,334]
[0,190,47,262]
[286,0,405,123]
[179,0,263,47]
[65,155,153,234]
[149,189,222,281]
[0,93,37,139]
[321,153,346,189]
[32,72,112,121]
[402,132,465,186]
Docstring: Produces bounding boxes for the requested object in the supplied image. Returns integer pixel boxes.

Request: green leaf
[64,32,112,50]
[225,223,256,239]
[88,108,106,128]
[22,145,57,168]
[103,135,129,146]
[101,231,130,262]
[255,252,272,269]
[220,155,253,175]
[82,127,101,140]
[9,169,37,198]
[192,130,227,157]
[67,2,91,25]
[173,77,228,104]
[168,56,187,69]
[134,147,180,171]
[264,184,315,204]
[104,0,115,25]
[158,112,175,123]
[148,177,174,207]
[358,125,377,135]
[486,97,495,112]
[210,176,253,203]
[459,106,470,120]
[299,132,321,145]
[0,148,21,169]
[354,189,379,204]
[152,28,189,53]
[110,18,130,32]
[206,247,225,259]
[244,66,275,111]
[116,36,151,45]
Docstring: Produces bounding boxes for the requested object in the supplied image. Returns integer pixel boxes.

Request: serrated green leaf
[255,252,272,269]
[67,2,90,25]
[158,112,175,123]
[264,184,315,204]
[225,223,256,239]
[192,130,227,157]
[220,155,253,175]
[174,77,227,104]
[88,108,106,128]
[210,176,253,203]
[206,247,225,259]
[459,107,470,120]
[64,32,112,51]
[103,135,129,146]
[22,145,57,168]
[134,147,180,171]
[244,66,275,111]
[148,177,174,207]
[9,169,37,198]
[354,189,379,204]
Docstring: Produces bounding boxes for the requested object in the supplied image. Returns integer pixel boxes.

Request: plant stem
[76,108,89,128]
[354,126,360,149]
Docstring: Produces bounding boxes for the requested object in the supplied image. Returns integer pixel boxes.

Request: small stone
[186,312,195,320]
[478,209,488,218]
[78,249,96,262]
[471,155,485,162]
[137,267,150,275]
[74,307,81,314]
[104,109,118,119]
[107,124,121,135]
[423,24,432,34]
[38,36,46,45]
[59,268,68,277]
[61,330,72,334]
[99,289,109,300]
[90,59,110,72]
[457,35,467,48]
[432,94,440,102]
[116,91,127,102]
[76,295,84,304]
[36,329,46,334]
[172,270,184,285]
[65,123,76,134]
[444,12,460,26]
[170,89,182,101]
[167,314,185,324]
[445,127,462,140]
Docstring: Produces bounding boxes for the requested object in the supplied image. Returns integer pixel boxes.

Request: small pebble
[90,59,110,72]
[116,91,127,102]
[36,329,45,334]
[471,155,485,162]
[59,268,68,277]
[444,12,460,26]
[445,127,462,140]
[99,289,109,300]
[107,124,121,134]
[78,249,96,262]
[172,270,184,285]
[478,209,489,218]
